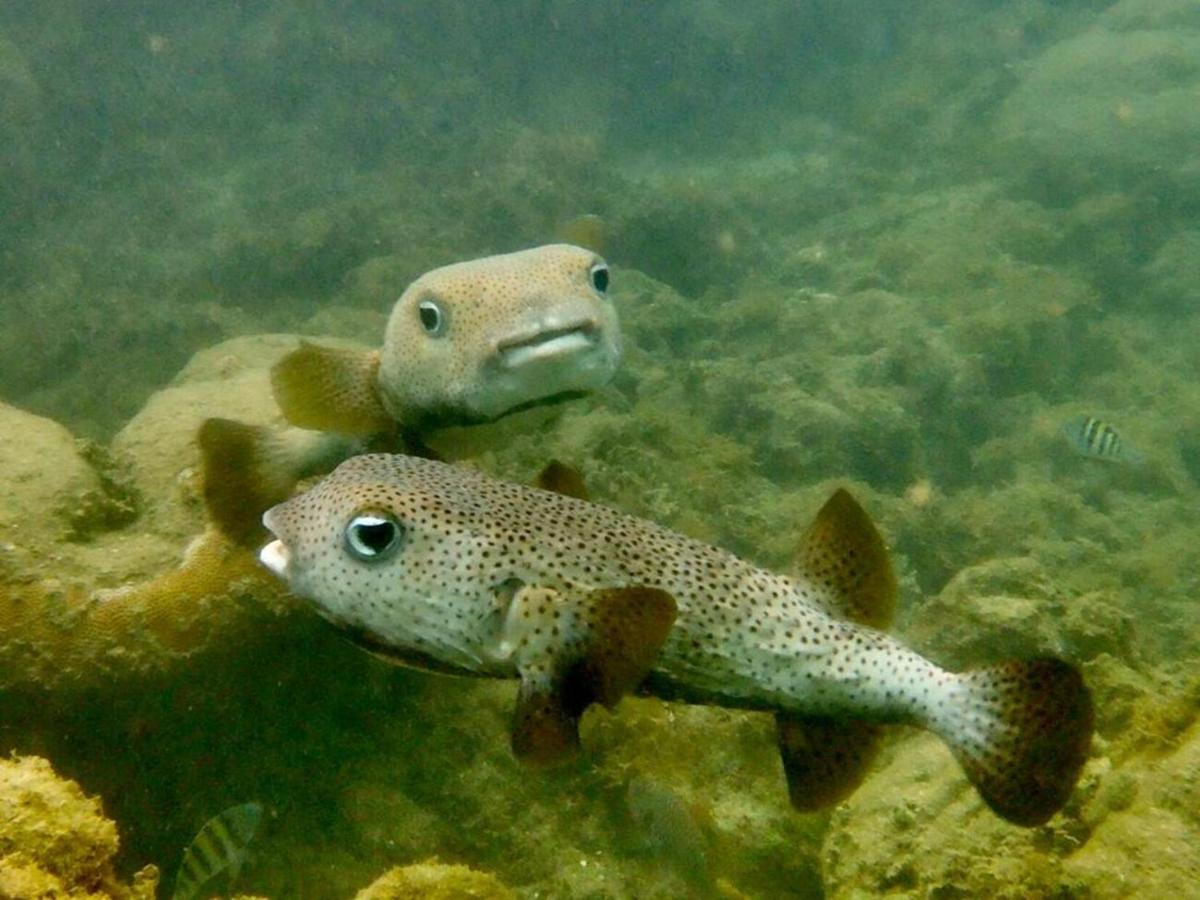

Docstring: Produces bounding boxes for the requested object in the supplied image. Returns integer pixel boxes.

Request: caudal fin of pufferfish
[937,658,1093,826]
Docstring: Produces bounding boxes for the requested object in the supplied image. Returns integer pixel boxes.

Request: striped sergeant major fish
[258,454,1093,827]
[1062,415,1143,464]
[172,801,263,900]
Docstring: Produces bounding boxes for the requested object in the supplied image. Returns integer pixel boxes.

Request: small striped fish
[1062,415,1143,463]
[172,802,263,900]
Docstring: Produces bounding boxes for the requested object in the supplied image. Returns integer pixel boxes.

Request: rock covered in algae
[822,699,1200,898]
[0,754,157,899]
[996,1,1200,191]
[352,860,515,900]
[0,403,106,575]
[112,333,370,543]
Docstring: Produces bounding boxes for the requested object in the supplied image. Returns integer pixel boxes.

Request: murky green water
[1,2,1198,897]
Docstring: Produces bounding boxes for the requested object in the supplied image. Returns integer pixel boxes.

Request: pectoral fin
[777,713,882,811]
[271,342,393,435]
[506,586,676,764]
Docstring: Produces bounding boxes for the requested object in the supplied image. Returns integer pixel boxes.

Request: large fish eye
[417,298,447,336]
[589,262,609,294]
[344,512,404,562]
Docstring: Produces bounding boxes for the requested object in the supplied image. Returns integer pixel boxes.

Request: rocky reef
[0,754,157,899]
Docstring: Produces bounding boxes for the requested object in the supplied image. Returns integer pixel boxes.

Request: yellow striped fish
[172,801,263,900]
[1061,415,1143,464]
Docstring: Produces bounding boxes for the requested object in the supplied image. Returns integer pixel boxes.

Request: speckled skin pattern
[264,454,962,728]
[378,244,620,424]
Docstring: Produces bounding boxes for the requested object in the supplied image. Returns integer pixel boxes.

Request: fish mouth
[259,538,290,577]
[495,321,598,369]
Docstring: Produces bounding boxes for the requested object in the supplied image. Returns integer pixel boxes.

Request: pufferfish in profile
[259,454,1094,827]
[201,244,619,543]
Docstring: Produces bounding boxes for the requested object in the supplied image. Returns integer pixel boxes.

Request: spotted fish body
[260,454,1093,826]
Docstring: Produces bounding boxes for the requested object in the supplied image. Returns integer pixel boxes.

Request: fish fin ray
[272,342,391,434]
[940,658,1093,826]
[793,488,896,629]
[776,714,883,810]
[507,586,676,764]
[534,459,590,501]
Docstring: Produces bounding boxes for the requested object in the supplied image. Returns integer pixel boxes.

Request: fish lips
[259,538,290,577]
[259,507,292,577]
[493,319,603,370]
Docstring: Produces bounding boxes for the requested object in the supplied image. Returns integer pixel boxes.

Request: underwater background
[1,0,1199,897]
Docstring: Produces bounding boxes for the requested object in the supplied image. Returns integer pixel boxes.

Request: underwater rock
[1143,229,1200,308]
[905,556,1133,669]
[352,860,515,900]
[0,754,157,899]
[996,22,1200,192]
[1060,716,1200,895]
[821,731,1092,899]
[0,403,106,571]
[112,333,364,544]
[0,337,328,692]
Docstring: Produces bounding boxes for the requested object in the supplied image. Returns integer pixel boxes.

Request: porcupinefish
[201,243,619,542]
[172,801,262,900]
[258,454,1093,826]
[1061,414,1143,464]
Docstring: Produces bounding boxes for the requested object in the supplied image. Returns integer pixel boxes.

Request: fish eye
[589,262,609,294]
[417,298,447,336]
[344,512,404,562]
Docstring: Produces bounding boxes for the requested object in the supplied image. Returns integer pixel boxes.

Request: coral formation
[0,754,157,899]
[352,861,515,900]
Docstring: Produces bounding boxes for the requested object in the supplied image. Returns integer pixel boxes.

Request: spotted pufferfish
[200,243,620,544]
[258,453,1093,826]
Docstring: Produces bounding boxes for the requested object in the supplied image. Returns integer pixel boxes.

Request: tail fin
[940,658,1093,826]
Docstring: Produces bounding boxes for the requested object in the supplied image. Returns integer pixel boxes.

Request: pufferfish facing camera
[259,454,1094,828]
[201,244,620,543]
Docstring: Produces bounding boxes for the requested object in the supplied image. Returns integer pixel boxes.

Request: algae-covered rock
[111,333,355,543]
[997,24,1200,191]
[822,732,1092,899]
[1061,716,1200,895]
[0,403,104,562]
[906,556,1133,668]
[0,754,157,899]
[353,860,515,900]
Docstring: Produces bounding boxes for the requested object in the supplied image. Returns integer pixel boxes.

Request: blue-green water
[1,1,1198,897]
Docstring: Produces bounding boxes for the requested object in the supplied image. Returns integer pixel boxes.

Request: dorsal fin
[271,342,392,435]
[533,460,590,501]
[793,488,896,629]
